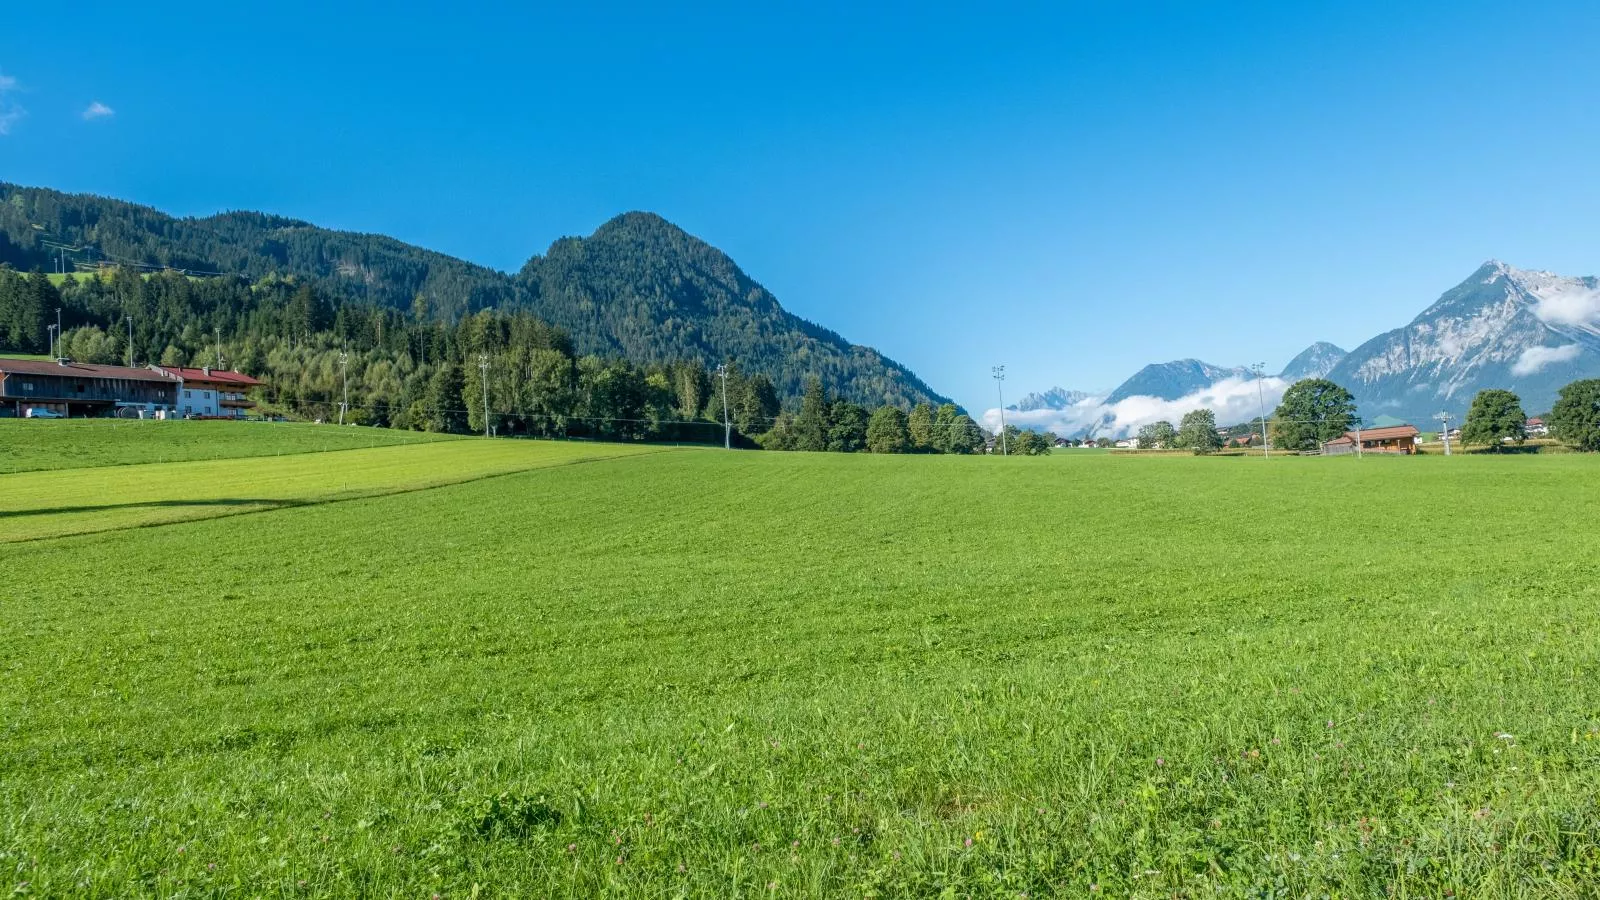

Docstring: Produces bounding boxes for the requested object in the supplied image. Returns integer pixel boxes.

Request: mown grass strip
[0,439,670,542]
[0,419,461,475]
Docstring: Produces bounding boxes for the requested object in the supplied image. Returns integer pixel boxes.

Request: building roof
[1349,424,1419,441]
[153,366,264,386]
[0,357,179,384]
[1527,417,1544,425]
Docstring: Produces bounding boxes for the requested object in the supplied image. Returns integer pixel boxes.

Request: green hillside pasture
[3,452,1600,896]
[0,439,667,542]
[0,419,462,475]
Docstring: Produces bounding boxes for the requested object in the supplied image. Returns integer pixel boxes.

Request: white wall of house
[179,385,221,417]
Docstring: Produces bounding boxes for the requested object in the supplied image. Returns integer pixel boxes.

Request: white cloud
[82,100,114,120]
[1510,343,1582,376]
[983,375,1289,439]
[0,70,22,135]
[1531,286,1600,328]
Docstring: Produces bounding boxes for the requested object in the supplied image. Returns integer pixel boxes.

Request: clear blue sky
[3,0,1598,411]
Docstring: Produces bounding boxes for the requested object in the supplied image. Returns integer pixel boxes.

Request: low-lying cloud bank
[983,375,1289,439]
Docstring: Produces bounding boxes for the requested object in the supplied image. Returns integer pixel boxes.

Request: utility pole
[125,315,134,367]
[992,365,1008,456]
[338,349,350,426]
[1354,419,1363,459]
[214,327,224,369]
[56,308,62,359]
[478,352,491,438]
[1251,362,1270,458]
[1437,412,1453,456]
[47,324,57,360]
[715,363,731,450]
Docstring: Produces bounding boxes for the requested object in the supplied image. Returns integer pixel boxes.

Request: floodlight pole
[992,365,1007,456]
[1437,412,1452,456]
[338,349,350,426]
[1252,362,1269,458]
[479,352,491,438]
[715,363,731,449]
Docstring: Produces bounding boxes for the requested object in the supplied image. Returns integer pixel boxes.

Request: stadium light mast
[477,352,491,437]
[992,365,1008,456]
[1251,362,1270,459]
[715,363,731,450]
[338,349,350,426]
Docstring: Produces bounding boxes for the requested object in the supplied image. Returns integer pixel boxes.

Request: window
[21,382,33,390]
[184,390,191,398]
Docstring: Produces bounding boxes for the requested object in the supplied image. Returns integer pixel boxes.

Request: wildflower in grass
[207,863,215,871]
[758,801,768,809]
[677,864,686,873]
[1271,737,1281,746]
[792,840,800,848]
[176,846,185,854]
[832,837,841,846]
[615,855,624,865]
[964,837,973,847]
[1155,757,1165,767]
[566,844,576,853]
[1327,720,1335,729]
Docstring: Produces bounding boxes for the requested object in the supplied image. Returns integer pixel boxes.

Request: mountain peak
[1279,341,1347,381]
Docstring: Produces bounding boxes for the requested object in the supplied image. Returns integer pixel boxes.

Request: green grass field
[3,444,1600,896]
[0,420,465,475]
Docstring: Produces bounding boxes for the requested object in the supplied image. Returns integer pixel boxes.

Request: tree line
[0,266,988,451]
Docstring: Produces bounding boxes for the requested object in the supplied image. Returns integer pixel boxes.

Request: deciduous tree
[1176,409,1223,454]
[1550,379,1600,451]
[1270,379,1357,451]
[1461,388,1526,450]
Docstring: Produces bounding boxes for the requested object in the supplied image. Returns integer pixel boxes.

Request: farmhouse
[1322,424,1420,456]
[1525,417,1549,437]
[0,357,180,418]
[150,366,263,418]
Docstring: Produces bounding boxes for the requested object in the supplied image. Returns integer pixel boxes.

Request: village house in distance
[0,358,262,419]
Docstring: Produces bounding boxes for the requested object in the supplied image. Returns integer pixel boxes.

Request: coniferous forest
[0,183,949,410]
[0,185,982,451]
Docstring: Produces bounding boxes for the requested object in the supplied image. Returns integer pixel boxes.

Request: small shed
[1323,424,1420,456]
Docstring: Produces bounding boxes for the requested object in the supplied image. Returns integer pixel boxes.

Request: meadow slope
[2,449,1599,896]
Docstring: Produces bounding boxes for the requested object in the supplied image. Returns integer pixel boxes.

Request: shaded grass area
[0,439,669,542]
[2,452,1600,895]
[0,419,463,475]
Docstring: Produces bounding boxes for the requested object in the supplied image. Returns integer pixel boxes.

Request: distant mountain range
[1008,386,1092,412]
[1007,261,1600,436]
[0,184,948,408]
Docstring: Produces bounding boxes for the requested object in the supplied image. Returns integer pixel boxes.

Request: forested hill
[0,184,515,316]
[0,183,948,408]
[519,212,945,406]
